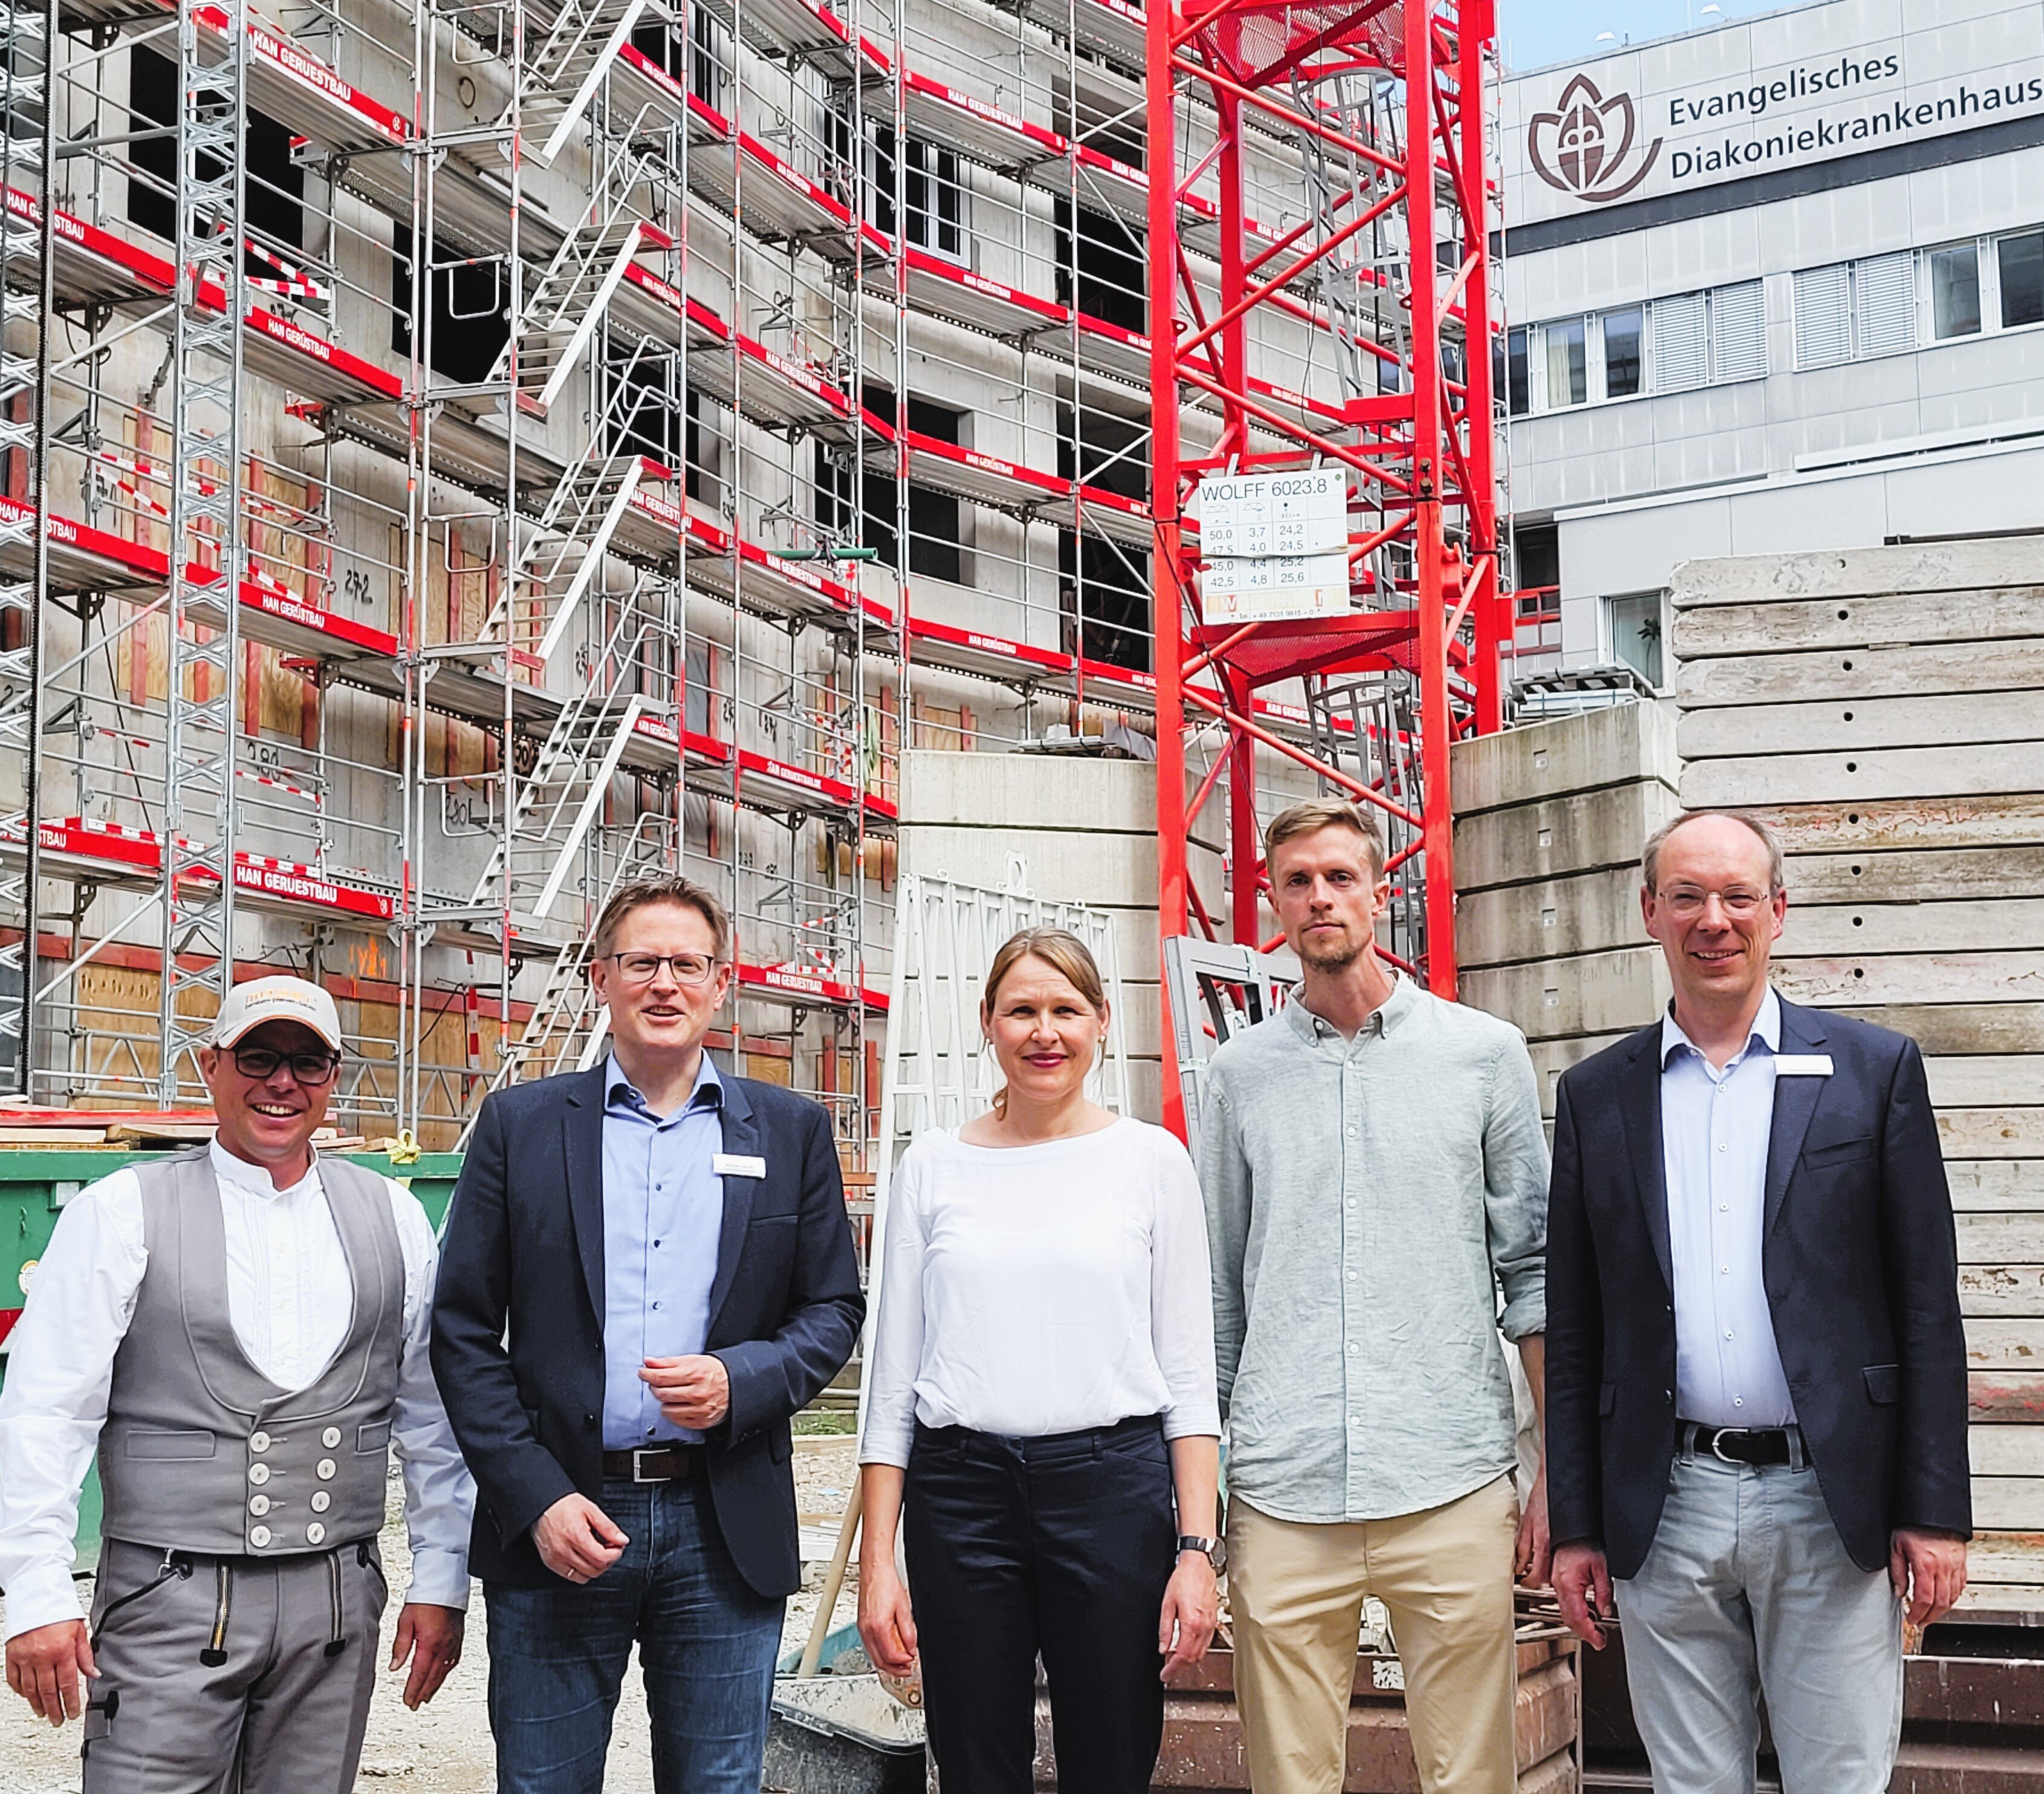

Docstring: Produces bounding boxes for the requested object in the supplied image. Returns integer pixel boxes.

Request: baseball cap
[212,975,344,1051]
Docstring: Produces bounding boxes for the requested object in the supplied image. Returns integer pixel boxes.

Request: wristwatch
[1177,1534,1227,1575]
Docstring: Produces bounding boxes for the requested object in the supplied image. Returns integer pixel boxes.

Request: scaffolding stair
[516,0,661,167]
[485,452,650,665]
[501,216,658,416]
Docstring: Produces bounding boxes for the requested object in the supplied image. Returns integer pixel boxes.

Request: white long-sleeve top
[858,1117,1221,1467]
[0,1142,475,1641]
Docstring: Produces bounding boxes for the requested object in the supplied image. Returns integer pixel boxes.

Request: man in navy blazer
[1547,811,1968,1794]
[432,875,863,1794]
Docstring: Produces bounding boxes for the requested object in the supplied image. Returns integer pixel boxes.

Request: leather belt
[1682,1422,1803,1467]
[600,1446,704,1483]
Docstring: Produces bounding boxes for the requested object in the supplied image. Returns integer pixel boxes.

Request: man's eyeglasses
[602,952,724,987]
[231,1045,342,1086]
[1656,886,1770,920]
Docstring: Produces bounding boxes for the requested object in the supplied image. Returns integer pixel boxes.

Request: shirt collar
[605,1050,722,1117]
[1284,969,1419,1045]
[1660,985,1781,1070]
[208,1137,319,1202]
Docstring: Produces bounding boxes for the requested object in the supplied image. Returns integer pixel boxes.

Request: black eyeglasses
[231,1045,342,1087]
[601,952,724,987]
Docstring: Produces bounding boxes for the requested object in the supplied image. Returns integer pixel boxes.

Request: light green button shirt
[1199,975,1549,1523]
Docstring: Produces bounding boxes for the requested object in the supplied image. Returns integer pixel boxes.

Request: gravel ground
[0,1438,865,1793]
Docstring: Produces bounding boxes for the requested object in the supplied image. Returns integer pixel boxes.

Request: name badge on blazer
[714,1152,767,1178]
[1774,1055,1834,1076]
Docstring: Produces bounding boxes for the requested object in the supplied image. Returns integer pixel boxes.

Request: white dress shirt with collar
[1661,986,1798,1430]
[0,1141,475,1642]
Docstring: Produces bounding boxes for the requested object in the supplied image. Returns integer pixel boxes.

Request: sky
[1498,0,1810,74]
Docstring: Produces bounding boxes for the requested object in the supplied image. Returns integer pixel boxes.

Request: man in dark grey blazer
[1546,810,1968,1794]
[432,876,863,1794]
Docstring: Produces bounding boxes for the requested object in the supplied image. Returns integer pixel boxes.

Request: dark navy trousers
[903,1412,1177,1794]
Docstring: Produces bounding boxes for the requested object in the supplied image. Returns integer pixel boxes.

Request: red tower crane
[1148,0,1506,1136]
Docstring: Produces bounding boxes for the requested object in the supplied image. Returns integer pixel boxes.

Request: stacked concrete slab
[1672,538,2044,1609]
[1453,703,1682,1117]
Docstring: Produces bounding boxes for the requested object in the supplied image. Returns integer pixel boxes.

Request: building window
[1543,316,1586,407]
[1930,244,1981,340]
[1606,591,1663,687]
[814,390,965,582]
[1650,291,1710,394]
[2001,231,2044,328]
[1854,251,1916,356]
[1710,281,1768,383]
[130,46,303,259]
[1505,327,1530,416]
[905,140,965,262]
[1601,307,1643,398]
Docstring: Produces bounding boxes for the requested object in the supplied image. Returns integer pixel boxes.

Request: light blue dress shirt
[1660,987,1797,1429]
[601,1051,727,1449]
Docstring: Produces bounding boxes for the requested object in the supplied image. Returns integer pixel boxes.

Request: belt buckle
[631,1446,666,1483]
[1709,1428,1752,1464]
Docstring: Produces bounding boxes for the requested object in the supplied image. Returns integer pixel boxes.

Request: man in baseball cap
[0,973,475,1792]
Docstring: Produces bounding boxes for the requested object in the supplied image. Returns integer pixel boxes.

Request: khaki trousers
[1227,1476,1520,1794]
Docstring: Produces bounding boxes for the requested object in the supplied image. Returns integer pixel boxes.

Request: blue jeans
[484,1477,784,1794]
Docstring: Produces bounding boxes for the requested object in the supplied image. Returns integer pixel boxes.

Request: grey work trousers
[1614,1449,1905,1794]
[82,1534,390,1794]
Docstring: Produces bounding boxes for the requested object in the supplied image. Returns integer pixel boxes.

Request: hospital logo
[1528,73,1664,203]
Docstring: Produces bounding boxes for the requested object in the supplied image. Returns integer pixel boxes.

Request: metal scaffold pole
[1147,0,1505,1139]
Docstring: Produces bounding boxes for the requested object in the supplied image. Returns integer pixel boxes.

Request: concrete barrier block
[1456,866,1643,969]
[1459,946,1670,1041]
[1671,540,2044,608]
[900,825,1157,908]
[898,750,1157,833]
[1455,781,1681,891]
[1453,702,1678,816]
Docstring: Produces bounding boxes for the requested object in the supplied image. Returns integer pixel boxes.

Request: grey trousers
[82,1535,391,1794]
[1614,1451,1905,1794]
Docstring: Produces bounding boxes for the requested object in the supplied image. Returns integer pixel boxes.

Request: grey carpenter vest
[98,1148,404,1558]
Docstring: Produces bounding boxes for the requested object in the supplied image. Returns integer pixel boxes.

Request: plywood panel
[1681,689,2044,759]
[1672,587,2044,659]
[1774,952,2044,1007]
[1685,744,2044,808]
[1675,638,2044,709]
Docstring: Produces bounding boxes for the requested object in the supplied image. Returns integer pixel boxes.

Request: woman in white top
[858,928,1221,1794]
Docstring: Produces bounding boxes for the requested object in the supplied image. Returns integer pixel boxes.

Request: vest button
[322,1428,343,1449]
[316,1458,336,1480]
[250,1525,272,1548]
[250,1431,271,1453]
[249,1495,270,1516]
[305,1523,326,1545]
[249,1464,271,1486]
[311,1491,331,1513]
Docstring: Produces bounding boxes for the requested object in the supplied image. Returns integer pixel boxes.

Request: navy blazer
[430,1063,864,1596]
[1545,996,1970,1579]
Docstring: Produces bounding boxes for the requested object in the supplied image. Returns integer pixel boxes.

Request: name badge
[1774,1055,1834,1077]
[714,1153,767,1178]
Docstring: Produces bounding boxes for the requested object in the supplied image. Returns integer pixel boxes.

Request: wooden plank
[1780,899,2044,957]
[1960,1264,2044,1315]
[1453,781,1680,893]
[1684,743,2044,808]
[1675,637,2044,709]
[1964,1319,2044,1367]
[1972,1427,2044,1477]
[1671,540,2044,606]
[1787,849,2044,906]
[1927,1057,2044,1108]
[1970,1369,2044,1422]
[1737,796,2044,856]
[1681,689,2044,759]
[1672,587,2044,660]
[1939,1110,2044,1159]
[1950,1161,2044,1210]
[1837,1006,2044,1056]
[1971,1478,2044,1530]
[1774,952,2044,1008]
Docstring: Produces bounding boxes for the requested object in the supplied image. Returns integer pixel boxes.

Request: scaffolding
[0,0,1491,1157]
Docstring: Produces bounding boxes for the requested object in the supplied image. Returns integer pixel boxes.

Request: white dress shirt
[858,1117,1221,1467]
[0,1142,475,1641]
[1661,987,1798,1429]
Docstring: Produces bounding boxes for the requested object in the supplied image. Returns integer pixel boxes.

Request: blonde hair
[980,928,1107,1119]
[1263,798,1386,882]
